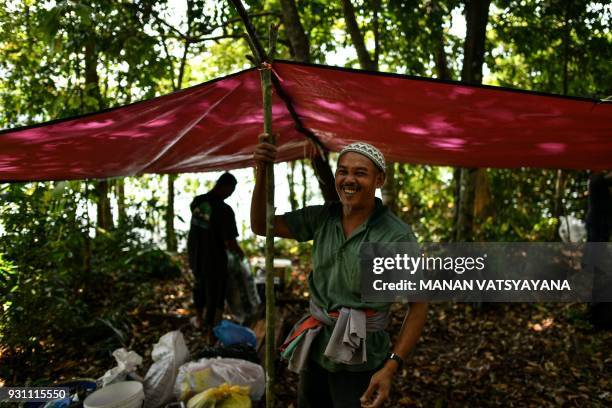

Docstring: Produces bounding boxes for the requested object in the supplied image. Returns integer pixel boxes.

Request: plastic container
[84,381,144,408]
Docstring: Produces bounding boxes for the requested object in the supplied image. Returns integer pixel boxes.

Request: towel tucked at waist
[280,300,389,373]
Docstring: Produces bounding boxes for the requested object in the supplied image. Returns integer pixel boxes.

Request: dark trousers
[298,359,375,408]
[193,270,227,326]
[189,230,228,326]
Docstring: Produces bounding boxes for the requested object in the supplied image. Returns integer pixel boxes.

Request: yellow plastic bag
[174,358,264,402]
[186,384,251,408]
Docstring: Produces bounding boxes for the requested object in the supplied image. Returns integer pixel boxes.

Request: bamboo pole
[227,1,278,406]
[262,27,278,408]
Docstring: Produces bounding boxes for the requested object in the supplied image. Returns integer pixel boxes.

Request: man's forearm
[386,302,428,372]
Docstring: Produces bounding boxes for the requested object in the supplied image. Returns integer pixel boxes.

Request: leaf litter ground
[2,265,611,407]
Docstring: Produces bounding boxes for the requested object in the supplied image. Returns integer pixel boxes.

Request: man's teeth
[343,186,357,194]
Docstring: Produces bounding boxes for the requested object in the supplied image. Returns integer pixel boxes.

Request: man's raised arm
[251,138,294,239]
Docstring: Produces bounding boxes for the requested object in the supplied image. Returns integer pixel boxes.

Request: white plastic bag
[559,215,586,243]
[143,330,190,408]
[98,348,143,387]
[174,358,264,402]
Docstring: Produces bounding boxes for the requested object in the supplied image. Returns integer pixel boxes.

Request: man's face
[335,152,384,210]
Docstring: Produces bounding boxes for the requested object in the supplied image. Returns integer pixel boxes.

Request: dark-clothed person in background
[188,172,244,340]
[586,171,612,329]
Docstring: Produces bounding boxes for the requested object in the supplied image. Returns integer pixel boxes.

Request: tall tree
[454,0,491,242]
[84,38,114,231]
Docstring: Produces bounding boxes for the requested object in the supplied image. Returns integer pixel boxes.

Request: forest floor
[2,263,612,407]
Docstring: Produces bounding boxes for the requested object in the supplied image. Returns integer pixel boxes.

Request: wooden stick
[227,2,278,406]
[261,25,278,408]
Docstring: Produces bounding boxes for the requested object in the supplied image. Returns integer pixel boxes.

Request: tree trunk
[430,0,451,81]
[552,169,567,240]
[301,159,307,207]
[279,0,310,62]
[340,0,376,70]
[116,178,126,227]
[311,153,339,202]
[451,167,461,240]
[552,5,570,241]
[82,181,92,274]
[85,39,113,232]
[461,0,490,85]
[166,174,177,251]
[428,0,463,240]
[372,0,381,67]
[455,0,491,241]
[288,161,298,211]
[279,0,337,202]
[382,163,397,213]
[474,167,493,219]
[456,168,477,241]
[164,36,190,252]
[95,180,113,231]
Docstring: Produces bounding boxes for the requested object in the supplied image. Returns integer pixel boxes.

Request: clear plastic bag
[226,254,261,324]
[143,330,190,408]
[174,358,264,402]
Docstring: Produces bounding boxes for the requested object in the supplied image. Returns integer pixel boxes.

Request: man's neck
[341,201,376,232]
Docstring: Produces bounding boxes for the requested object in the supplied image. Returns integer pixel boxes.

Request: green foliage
[131,248,182,280]
[395,164,455,241]
[489,0,611,97]
[477,169,588,241]
[0,182,90,350]
[0,181,176,352]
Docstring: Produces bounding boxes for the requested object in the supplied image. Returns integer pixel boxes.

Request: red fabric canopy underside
[1,61,611,181]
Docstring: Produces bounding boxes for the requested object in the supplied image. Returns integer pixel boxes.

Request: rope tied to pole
[258,61,283,83]
[257,61,273,71]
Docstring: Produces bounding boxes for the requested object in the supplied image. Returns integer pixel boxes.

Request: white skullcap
[338,142,386,172]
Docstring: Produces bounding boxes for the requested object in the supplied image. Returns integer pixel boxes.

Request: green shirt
[284,198,417,372]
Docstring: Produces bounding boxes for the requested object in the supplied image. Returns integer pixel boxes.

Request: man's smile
[342,184,359,197]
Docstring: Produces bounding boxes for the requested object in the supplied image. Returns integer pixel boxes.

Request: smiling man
[252,139,428,408]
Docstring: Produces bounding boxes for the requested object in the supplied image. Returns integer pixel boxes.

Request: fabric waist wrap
[280,300,389,373]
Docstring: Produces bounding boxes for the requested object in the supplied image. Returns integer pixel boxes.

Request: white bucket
[84,381,144,408]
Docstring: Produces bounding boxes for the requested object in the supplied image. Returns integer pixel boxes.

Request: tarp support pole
[261,27,278,408]
[228,1,278,407]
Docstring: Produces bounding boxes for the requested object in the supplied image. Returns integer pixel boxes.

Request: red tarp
[1,61,611,181]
